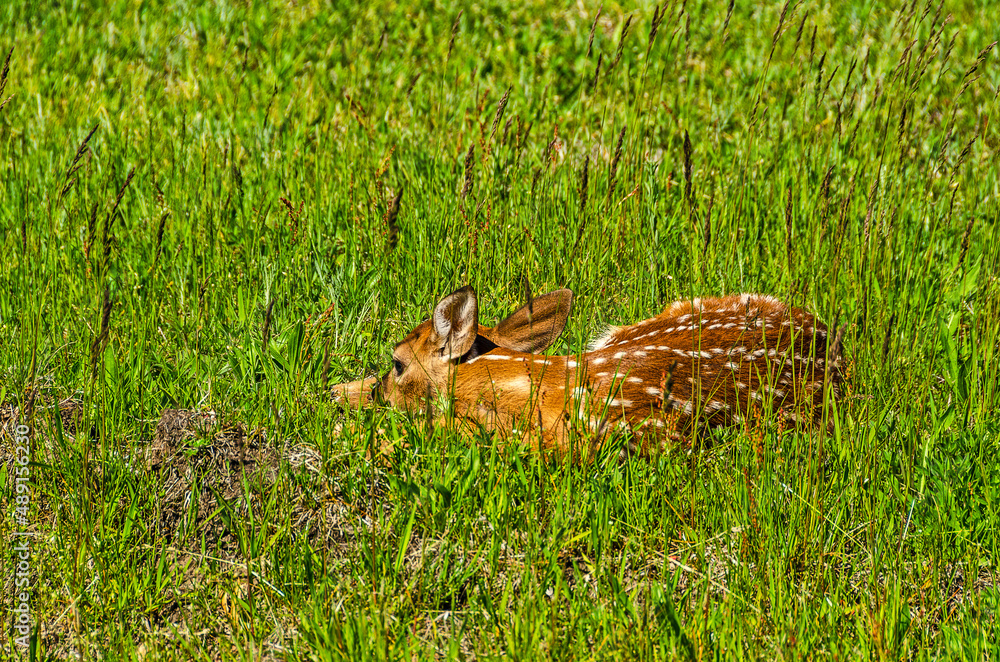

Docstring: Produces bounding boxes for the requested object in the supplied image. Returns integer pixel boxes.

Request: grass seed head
[607,126,625,206]
[62,123,99,196]
[587,4,602,58]
[490,87,511,142]
[0,45,11,111]
[768,1,791,62]
[385,185,404,253]
[152,211,169,267]
[447,10,463,61]
[683,130,693,205]
[794,12,808,54]
[613,14,632,69]
[462,144,475,198]
[646,4,663,58]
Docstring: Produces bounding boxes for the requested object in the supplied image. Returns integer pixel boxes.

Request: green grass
[2,0,999,659]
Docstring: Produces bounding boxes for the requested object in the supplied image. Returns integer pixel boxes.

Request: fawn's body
[335,287,841,454]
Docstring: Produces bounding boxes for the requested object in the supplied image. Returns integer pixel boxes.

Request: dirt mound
[147,408,359,553]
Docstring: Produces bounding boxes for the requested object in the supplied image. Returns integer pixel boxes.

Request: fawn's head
[361,286,572,410]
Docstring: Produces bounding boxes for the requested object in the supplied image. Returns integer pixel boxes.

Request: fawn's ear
[432,286,479,360]
[488,288,573,353]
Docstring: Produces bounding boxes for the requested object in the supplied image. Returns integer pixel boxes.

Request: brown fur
[334,288,842,455]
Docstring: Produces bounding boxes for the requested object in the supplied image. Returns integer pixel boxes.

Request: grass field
[2,0,999,659]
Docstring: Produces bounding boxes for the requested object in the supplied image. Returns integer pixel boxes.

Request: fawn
[334,286,841,455]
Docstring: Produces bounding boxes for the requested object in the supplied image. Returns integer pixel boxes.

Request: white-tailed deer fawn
[334,287,841,455]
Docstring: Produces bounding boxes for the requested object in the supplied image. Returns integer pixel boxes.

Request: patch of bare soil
[146,408,364,554]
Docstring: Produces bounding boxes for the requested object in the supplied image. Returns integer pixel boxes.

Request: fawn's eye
[392,358,405,376]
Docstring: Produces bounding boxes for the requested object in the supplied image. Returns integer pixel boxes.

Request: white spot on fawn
[507,376,531,390]
[645,386,662,397]
[589,326,622,351]
[627,377,644,384]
